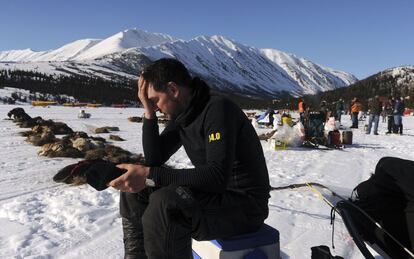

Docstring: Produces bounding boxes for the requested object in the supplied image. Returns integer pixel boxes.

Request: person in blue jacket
[109,58,270,259]
[393,97,405,134]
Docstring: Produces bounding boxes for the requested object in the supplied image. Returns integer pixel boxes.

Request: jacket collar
[175,77,210,127]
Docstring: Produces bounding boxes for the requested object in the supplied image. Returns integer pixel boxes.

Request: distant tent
[256,109,273,124]
[257,113,270,124]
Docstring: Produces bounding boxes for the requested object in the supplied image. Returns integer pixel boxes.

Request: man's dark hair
[142,58,192,92]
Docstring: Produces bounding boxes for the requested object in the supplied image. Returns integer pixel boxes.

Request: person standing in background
[298,98,306,124]
[381,103,387,123]
[366,95,382,135]
[393,97,405,134]
[335,98,344,124]
[385,97,395,134]
[350,97,361,128]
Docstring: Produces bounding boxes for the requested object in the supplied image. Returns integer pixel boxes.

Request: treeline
[0,69,137,105]
[0,68,287,109]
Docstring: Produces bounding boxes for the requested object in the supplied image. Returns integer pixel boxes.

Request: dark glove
[53,159,126,191]
[85,160,126,191]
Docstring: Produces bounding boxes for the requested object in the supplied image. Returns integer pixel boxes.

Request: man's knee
[149,186,178,206]
[142,186,193,227]
[142,187,176,224]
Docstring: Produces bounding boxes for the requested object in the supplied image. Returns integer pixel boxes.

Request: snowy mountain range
[0,28,358,98]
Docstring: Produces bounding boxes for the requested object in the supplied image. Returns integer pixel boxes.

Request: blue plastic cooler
[192,224,280,259]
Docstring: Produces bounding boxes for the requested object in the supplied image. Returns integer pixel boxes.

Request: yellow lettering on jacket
[208,132,221,142]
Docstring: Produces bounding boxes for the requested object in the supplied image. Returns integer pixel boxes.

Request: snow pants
[119,186,267,259]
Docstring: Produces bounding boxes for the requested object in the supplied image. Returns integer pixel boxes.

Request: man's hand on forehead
[138,72,157,119]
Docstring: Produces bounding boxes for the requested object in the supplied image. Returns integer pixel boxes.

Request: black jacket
[368,98,382,115]
[144,79,270,209]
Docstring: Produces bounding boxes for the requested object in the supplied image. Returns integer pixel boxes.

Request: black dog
[7,107,32,121]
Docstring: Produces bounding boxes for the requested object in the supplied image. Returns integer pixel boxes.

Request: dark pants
[336,110,342,123]
[268,116,274,127]
[394,115,403,134]
[351,112,359,128]
[120,186,267,259]
[387,115,394,133]
[299,112,305,124]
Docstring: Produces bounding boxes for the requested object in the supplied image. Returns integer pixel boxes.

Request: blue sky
[0,0,413,79]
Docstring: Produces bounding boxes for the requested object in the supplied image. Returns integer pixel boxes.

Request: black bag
[337,157,414,258]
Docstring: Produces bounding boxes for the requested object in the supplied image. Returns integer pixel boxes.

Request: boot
[122,217,147,259]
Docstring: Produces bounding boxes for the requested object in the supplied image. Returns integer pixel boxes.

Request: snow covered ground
[0,104,413,259]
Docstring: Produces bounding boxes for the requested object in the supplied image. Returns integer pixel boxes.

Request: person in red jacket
[109,58,270,259]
